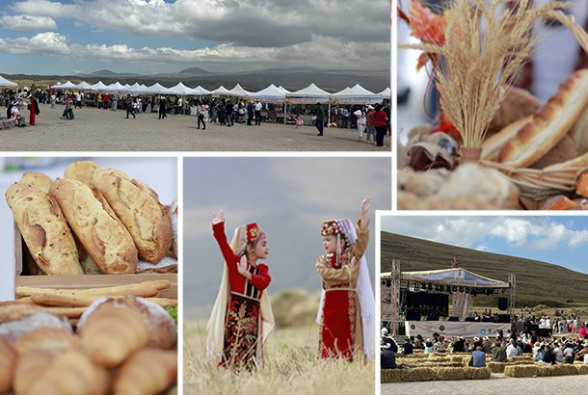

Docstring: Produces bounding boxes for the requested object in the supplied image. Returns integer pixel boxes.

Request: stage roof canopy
[382,268,509,289]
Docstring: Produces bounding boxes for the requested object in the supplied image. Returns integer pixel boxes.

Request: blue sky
[0,0,389,75]
[183,157,391,319]
[381,215,588,275]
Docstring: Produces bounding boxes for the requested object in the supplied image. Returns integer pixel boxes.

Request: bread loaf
[78,302,148,367]
[168,199,178,258]
[482,116,531,161]
[64,160,100,185]
[15,350,109,395]
[499,69,588,167]
[113,348,177,395]
[49,178,138,274]
[0,337,16,393]
[6,182,83,275]
[92,169,172,263]
[20,172,53,193]
[570,101,588,153]
[14,327,81,354]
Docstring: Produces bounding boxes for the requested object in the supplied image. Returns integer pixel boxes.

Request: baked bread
[168,199,178,258]
[20,172,53,193]
[92,169,172,263]
[0,303,46,324]
[0,337,16,393]
[570,102,588,153]
[487,87,541,136]
[482,116,531,161]
[500,69,588,167]
[530,135,579,169]
[49,178,138,274]
[6,182,83,275]
[78,301,148,368]
[64,160,100,185]
[15,349,109,395]
[113,348,177,395]
[14,327,81,354]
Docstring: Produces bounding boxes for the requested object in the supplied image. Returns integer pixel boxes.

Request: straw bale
[507,355,533,362]
[576,364,588,375]
[434,367,465,381]
[487,362,507,373]
[463,367,491,380]
[381,368,437,383]
[504,365,538,378]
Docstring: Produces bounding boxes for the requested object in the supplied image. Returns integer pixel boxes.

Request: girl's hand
[212,209,225,224]
[360,196,371,216]
[350,256,358,269]
[237,255,251,279]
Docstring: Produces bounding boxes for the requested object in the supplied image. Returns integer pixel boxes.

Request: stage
[404,321,511,338]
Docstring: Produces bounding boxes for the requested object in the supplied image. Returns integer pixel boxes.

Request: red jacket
[213,222,271,300]
[374,110,388,127]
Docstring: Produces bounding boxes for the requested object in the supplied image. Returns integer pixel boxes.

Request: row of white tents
[48,80,390,104]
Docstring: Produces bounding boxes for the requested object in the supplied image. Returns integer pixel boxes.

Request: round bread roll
[14,327,81,354]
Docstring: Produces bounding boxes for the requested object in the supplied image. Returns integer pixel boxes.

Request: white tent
[144,83,170,94]
[126,83,145,94]
[53,80,78,90]
[330,84,383,103]
[379,87,391,98]
[89,81,108,91]
[286,83,331,103]
[166,82,195,96]
[227,84,251,97]
[75,81,92,90]
[212,86,232,96]
[0,75,17,87]
[278,86,290,94]
[191,86,211,95]
[248,84,286,102]
[104,82,125,92]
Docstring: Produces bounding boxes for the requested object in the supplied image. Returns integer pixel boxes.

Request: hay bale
[381,369,405,383]
[556,364,578,376]
[507,355,533,362]
[434,367,465,381]
[576,364,588,375]
[381,368,437,383]
[450,355,468,363]
[504,365,538,378]
[463,367,492,380]
[487,362,507,373]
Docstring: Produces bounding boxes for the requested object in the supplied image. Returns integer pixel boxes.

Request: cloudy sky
[183,157,391,319]
[382,215,588,275]
[0,0,389,75]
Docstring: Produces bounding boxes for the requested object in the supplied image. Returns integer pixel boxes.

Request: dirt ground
[1,105,391,152]
[381,373,588,395]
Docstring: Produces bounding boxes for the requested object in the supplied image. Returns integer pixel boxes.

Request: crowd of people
[381,319,588,370]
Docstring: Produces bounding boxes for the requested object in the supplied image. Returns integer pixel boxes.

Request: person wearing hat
[381,341,397,369]
[316,196,373,362]
[207,209,274,371]
[27,95,39,126]
[452,336,466,353]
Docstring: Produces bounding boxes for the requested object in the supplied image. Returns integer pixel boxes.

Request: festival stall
[329,84,383,104]
[227,83,251,98]
[52,80,78,90]
[381,260,516,338]
[0,75,17,87]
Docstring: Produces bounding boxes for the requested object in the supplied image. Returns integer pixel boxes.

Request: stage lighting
[381,280,386,286]
[386,280,391,287]
[451,286,457,292]
[459,287,464,293]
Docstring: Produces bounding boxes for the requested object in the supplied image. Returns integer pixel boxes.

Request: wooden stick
[15,280,170,297]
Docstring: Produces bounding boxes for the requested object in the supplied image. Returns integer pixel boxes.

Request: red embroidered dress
[213,222,271,370]
[317,223,369,361]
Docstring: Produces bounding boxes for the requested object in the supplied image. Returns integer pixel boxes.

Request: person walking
[254,100,262,125]
[158,97,167,120]
[374,104,389,147]
[197,103,207,130]
[315,102,325,136]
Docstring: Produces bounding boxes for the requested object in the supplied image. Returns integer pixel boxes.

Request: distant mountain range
[381,232,588,308]
[3,68,390,93]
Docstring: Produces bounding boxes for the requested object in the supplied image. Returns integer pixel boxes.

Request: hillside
[381,232,588,308]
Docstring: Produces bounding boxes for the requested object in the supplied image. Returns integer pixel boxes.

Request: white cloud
[382,217,588,252]
[0,33,389,71]
[0,14,56,32]
[475,244,489,252]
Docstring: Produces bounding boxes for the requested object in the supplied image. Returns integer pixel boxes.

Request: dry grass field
[183,321,375,395]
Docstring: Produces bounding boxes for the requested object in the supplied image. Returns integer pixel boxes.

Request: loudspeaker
[498,297,508,311]
[538,328,552,337]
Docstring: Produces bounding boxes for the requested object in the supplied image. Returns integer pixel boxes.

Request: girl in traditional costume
[207,209,275,371]
[316,196,375,362]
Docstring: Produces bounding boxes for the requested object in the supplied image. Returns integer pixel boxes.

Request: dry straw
[401,0,577,154]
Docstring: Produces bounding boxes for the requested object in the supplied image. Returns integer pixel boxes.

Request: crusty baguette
[544,152,588,171]
[46,307,87,319]
[482,116,532,161]
[16,280,169,297]
[500,69,588,167]
[32,293,177,308]
[113,348,177,395]
[20,172,53,193]
[5,182,83,275]
[49,178,138,274]
[64,160,100,185]
[92,169,172,263]
[570,102,588,153]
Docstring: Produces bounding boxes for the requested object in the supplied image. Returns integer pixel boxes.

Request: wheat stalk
[400,0,576,152]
